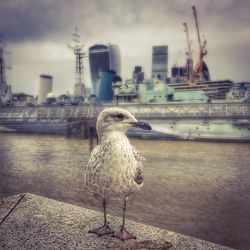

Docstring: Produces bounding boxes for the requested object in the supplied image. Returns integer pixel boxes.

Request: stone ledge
[0,193,234,250]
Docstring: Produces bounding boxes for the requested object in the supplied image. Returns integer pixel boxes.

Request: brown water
[0,133,249,249]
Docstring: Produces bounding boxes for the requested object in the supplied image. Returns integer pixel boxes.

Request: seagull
[85,107,151,241]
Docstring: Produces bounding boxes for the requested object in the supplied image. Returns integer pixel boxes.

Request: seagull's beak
[131,121,152,130]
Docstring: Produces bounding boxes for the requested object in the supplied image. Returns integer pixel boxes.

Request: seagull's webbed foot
[112,228,136,241]
[88,224,114,236]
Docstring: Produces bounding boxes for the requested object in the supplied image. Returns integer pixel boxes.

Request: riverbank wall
[0,193,233,249]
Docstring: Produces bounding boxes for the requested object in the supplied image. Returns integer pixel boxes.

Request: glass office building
[96,70,116,103]
[89,44,121,94]
[151,45,168,81]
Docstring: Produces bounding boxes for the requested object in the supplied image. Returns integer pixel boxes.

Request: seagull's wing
[131,146,145,185]
[132,146,145,163]
[86,145,101,167]
[84,145,102,188]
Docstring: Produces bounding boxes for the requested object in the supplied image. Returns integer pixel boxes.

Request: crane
[183,22,195,85]
[174,50,181,67]
[192,5,207,81]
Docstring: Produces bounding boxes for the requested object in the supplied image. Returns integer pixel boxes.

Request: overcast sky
[1,0,249,96]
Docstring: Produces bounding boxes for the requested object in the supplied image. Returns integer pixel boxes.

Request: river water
[0,132,249,249]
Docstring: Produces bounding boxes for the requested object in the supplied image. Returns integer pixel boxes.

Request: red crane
[183,22,195,85]
[192,5,207,81]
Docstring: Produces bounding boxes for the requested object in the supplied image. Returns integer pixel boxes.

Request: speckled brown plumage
[85,130,144,199]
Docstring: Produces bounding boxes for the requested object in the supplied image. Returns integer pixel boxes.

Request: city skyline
[0,0,249,96]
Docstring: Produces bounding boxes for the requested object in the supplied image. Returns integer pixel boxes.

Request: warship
[0,80,250,142]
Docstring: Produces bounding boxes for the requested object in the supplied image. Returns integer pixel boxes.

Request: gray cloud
[2,0,249,42]
[0,0,250,42]
[0,0,63,41]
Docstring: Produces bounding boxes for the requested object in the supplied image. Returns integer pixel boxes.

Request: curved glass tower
[89,44,121,94]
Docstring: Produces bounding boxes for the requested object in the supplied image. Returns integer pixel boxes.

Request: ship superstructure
[113,78,207,104]
[226,82,250,102]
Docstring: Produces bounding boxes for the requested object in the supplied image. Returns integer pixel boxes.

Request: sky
[1,0,250,96]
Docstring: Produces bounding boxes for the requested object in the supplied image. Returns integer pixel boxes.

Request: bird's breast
[86,133,143,197]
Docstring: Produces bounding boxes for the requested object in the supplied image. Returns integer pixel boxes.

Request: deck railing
[0,102,250,124]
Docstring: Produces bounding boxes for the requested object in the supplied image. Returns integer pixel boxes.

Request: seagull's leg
[88,198,114,236]
[112,198,136,241]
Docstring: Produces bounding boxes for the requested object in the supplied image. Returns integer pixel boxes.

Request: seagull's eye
[111,113,124,121]
[116,114,124,120]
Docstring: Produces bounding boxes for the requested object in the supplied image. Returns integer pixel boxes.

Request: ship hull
[128,119,250,142]
[1,118,250,142]
[0,123,66,134]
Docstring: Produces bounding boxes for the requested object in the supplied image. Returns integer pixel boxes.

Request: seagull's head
[96,108,151,135]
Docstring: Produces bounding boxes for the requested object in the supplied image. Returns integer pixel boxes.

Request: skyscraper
[151,45,168,81]
[132,66,144,83]
[89,44,121,94]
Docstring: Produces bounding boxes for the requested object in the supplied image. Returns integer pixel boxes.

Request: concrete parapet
[0,193,234,250]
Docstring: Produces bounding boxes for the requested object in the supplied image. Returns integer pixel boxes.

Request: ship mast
[0,40,10,84]
[0,37,12,107]
[68,27,86,97]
